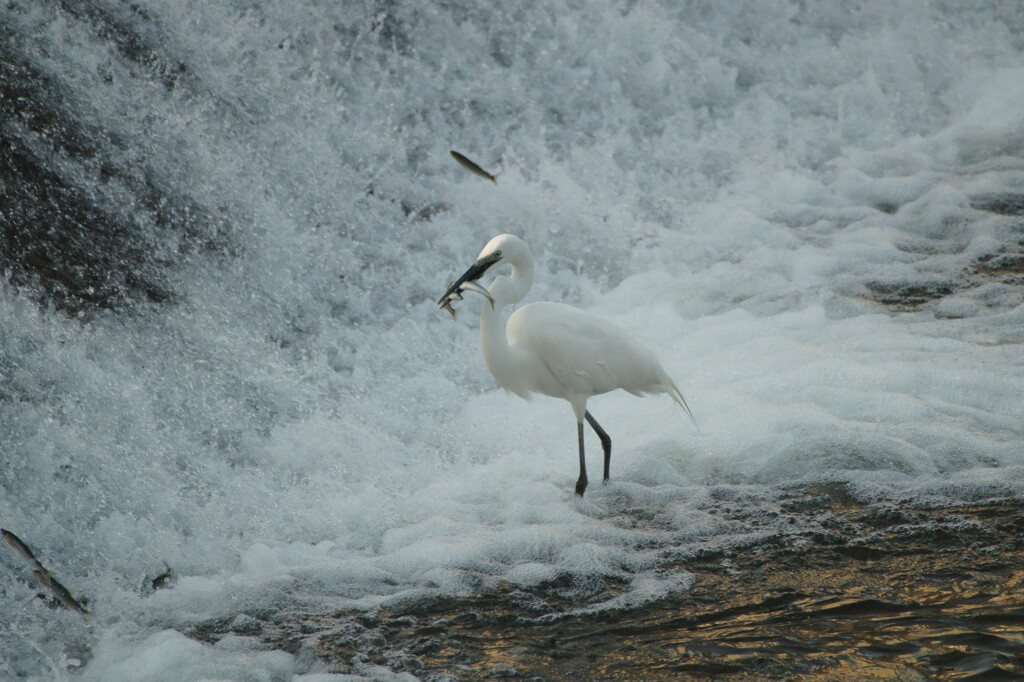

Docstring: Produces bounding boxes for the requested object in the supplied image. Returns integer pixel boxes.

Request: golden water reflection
[216,487,1024,680]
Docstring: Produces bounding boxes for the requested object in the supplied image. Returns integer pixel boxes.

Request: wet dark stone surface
[970,193,1024,217]
[188,485,1024,680]
[857,193,1024,313]
[0,6,234,316]
[864,280,957,308]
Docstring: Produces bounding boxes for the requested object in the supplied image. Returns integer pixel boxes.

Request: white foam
[83,630,295,682]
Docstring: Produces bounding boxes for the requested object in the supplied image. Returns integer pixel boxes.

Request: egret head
[477,233,529,266]
[438,234,529,306]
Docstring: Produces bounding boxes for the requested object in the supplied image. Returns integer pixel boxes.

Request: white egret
[439,234,697,496]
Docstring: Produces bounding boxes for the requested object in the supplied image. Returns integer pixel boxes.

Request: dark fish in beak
[438,255,498,304]
[438,253,500,317]
[440,299,458,320]
[440,286,462,319]
[450,150,498,184]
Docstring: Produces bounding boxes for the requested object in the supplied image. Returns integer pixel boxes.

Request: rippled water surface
[193,485,1024,680]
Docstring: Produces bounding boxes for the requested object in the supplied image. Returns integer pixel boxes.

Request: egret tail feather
[668,379,700,434]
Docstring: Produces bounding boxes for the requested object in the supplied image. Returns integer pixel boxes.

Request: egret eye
[494,250,502,258]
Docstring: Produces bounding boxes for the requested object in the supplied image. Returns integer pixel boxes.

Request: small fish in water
[35,569,90,616]
[2,528,91,617]
[142,562,176,595]
[2,528,38,564]
[151,568,174,591]
[450,150,498,184]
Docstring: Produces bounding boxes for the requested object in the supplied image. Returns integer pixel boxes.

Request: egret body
[440,234,696,496]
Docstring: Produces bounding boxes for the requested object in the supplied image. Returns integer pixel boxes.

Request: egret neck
[479,258,534,400]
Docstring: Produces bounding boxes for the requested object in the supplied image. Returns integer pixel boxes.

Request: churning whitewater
[1,0,1023,678]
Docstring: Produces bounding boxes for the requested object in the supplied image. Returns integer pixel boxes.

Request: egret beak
[438,254,500,305]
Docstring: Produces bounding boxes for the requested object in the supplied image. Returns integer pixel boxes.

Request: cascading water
[2,1,1023,678]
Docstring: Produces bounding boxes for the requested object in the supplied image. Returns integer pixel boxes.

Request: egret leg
[575,421,588,496]
[585,411,612,483]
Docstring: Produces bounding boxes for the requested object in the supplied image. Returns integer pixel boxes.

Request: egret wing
[507,302,667,398]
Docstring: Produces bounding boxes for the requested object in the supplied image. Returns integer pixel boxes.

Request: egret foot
[575,478,588,496]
